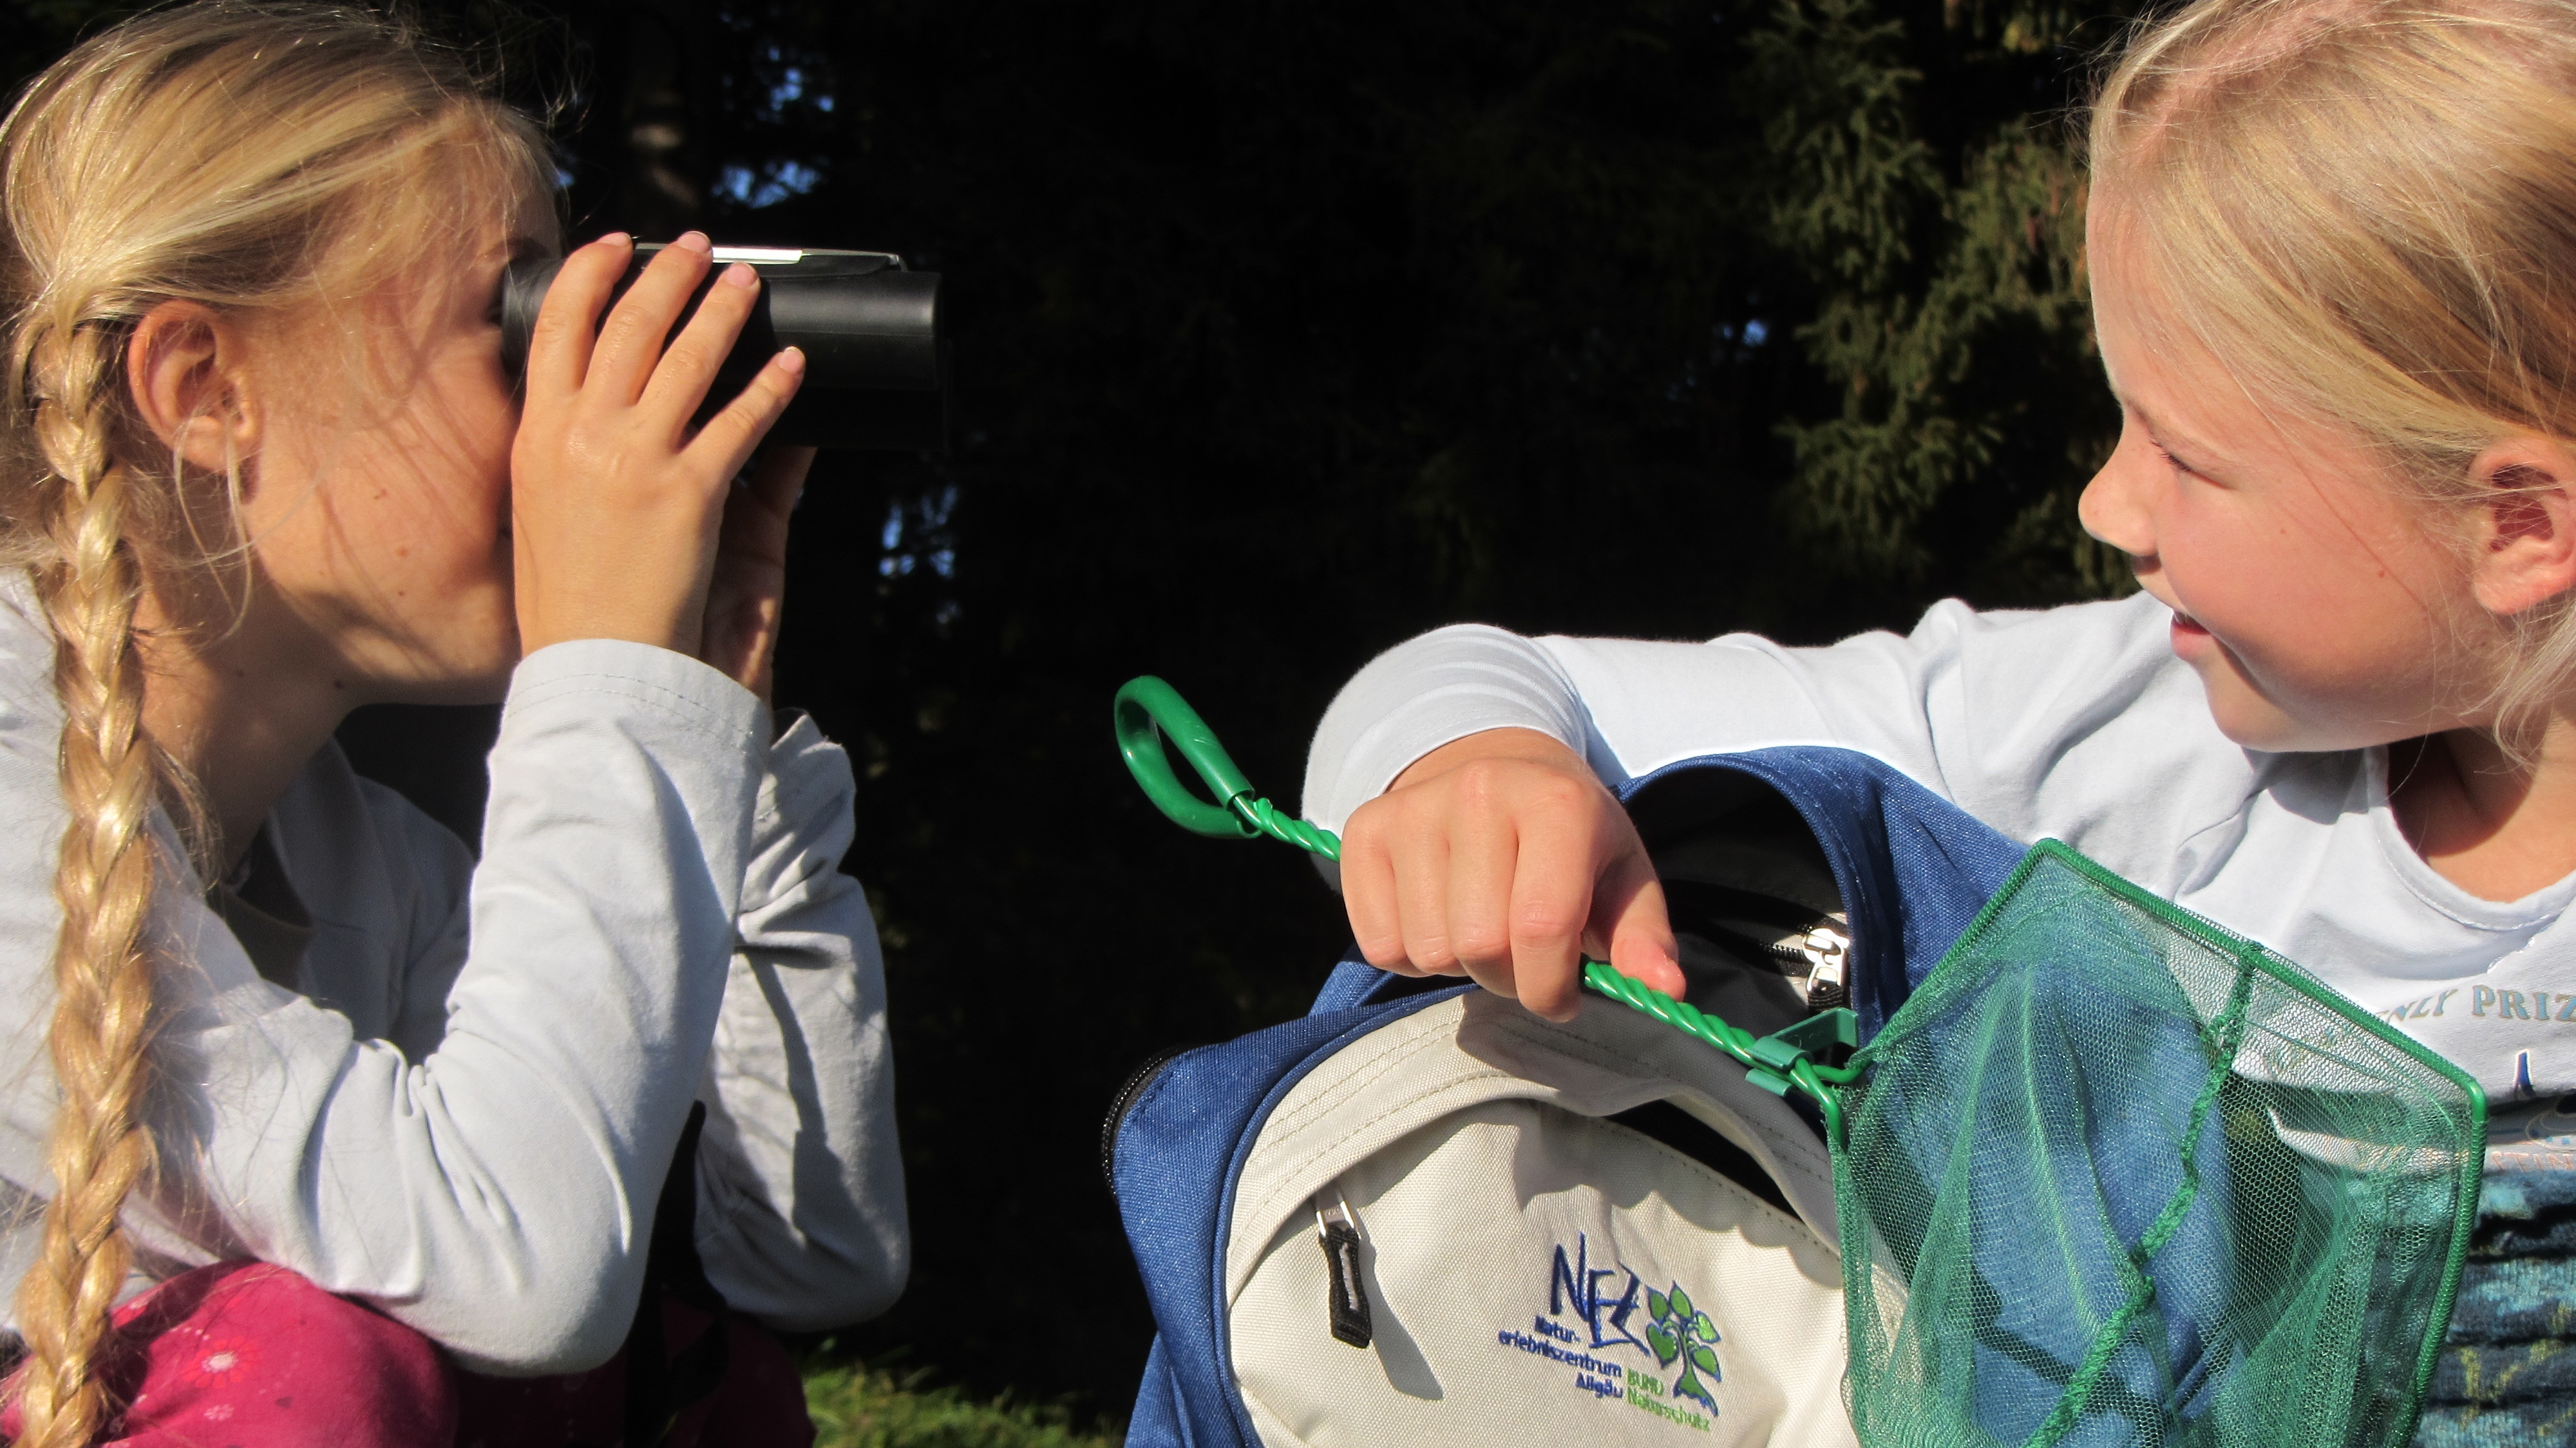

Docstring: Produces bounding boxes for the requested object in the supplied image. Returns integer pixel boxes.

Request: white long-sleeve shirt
[1303,592,2576,1105]
[0,586,905,1375]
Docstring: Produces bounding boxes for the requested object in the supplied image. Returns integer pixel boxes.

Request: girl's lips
[2169,609,2215,661]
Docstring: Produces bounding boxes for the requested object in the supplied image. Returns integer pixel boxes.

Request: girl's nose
[2078,455,2157,560]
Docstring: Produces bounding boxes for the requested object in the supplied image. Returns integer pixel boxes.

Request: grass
[802,1361,1122,1448]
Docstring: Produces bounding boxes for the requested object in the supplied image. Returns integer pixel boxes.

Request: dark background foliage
[0,0,2139,1423]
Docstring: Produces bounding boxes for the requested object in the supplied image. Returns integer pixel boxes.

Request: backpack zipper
[1794,923,1851,1011]
[1315,1187,1374,1349]
[1710,914,1851,1011]
[1100,1045,1197,1194]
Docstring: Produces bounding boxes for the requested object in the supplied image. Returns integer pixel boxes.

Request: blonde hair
[0,5,553,1442]
[2090,0,2576,740]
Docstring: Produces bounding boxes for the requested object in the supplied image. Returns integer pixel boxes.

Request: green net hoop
[1835,842,2484,1448]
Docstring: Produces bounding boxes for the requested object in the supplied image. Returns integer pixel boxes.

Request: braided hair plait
[0,6,560,1439]
[11,316,158,1448]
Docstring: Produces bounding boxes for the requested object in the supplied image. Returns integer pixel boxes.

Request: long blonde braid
[0,6,558,1442]
[12,317,158,1448]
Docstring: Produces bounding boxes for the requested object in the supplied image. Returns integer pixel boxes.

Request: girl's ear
[124,299,259,478]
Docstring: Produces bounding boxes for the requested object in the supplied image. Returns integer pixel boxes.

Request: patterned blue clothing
[2416,1102,2576,1446]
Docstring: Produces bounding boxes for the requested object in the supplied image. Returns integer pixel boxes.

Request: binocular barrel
[500,244,945,451]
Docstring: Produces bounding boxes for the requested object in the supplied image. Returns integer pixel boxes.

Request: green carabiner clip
[1114,675,1260,840]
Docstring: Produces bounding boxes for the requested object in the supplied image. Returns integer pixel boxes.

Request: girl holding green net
[1297,0,2576,1439]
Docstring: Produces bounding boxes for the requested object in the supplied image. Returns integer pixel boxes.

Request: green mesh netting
[1835,841,2485,1448]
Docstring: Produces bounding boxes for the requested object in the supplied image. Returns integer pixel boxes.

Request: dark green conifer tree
[1748,0,2137,611]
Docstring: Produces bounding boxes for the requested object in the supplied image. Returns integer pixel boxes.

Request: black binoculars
[500,243,945,451]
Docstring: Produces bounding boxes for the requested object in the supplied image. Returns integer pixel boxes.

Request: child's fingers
[746,444,817,518]
[714,445,816,572]
[636,261,762,432]
[711,448,809,582]
[525,234,633,402]
[1389,821,1463,979]
[1506,806,1598,1021]
[683,349,806,483]
[1443,824,1535,1004]
[1444,790,1521,986]
[586,232,714,405]
[1338,811,1424,976]
[1596,858,1685,999]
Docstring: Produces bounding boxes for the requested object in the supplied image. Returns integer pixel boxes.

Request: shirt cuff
[1301,623,1589,835]
[743,711,858,917]
[504,640,766,749]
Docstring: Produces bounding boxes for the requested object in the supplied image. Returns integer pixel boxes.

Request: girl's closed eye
[2152,442,2191,476]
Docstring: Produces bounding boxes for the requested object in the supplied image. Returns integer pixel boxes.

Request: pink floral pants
[0,1261,815,1447]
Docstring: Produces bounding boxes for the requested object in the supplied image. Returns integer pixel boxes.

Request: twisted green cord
[1231,794,1342,860]
[1581,963,1861,1088]
[1582,962,1853,1131]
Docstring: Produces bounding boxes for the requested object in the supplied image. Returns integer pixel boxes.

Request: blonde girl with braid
[0,4,907,1445]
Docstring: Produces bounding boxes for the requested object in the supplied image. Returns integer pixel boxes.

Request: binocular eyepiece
[500,244,945,451]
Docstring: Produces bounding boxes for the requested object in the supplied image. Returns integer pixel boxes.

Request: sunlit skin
[2078,212,2492,753]
[2078,195,2576,902]
[1336,185,2576,1020]
[122,223,811,872]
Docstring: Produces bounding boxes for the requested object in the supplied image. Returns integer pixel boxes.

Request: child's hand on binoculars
[1338,728,1685,1022]
[510,231,808,693]
[702,443,816,706]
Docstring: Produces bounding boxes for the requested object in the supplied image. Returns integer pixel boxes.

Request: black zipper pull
[1315,1189,1373,1349]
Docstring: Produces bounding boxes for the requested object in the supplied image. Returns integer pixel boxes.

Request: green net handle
[1113,675,1853,1115]
[1115,676,1343,855]
[1114,676,1259,840]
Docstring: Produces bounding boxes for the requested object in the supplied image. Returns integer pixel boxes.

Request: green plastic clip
[1114,676,1260,839]
[1753,1008,1859,1064]
[1743,1009,1860,1095]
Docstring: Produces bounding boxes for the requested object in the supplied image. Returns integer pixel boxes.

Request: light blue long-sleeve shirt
[1304,593,2576,1107]
[0,585,906,1374]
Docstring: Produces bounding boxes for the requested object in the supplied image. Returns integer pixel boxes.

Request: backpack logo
[1642,1281,1723,1416]
[1492,1232,1720,1431]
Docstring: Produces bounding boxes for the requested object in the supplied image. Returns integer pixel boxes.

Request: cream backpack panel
[1227,988,1853,1448]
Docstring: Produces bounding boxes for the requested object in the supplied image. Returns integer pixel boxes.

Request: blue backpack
[1104,747,2018,1446]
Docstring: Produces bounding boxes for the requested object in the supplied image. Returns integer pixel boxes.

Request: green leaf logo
[1691,1312,1718,1344]
[1645,1287,1670,1322]
[1667,1286,1694,1320]
[1645,1322,1680,1366]
[1690,1344,1721,1378]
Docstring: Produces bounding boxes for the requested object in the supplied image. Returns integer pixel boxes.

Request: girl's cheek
[437,348,518,502]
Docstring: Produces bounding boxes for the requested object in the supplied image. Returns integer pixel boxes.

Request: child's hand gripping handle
[1112,677,1856,1114]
